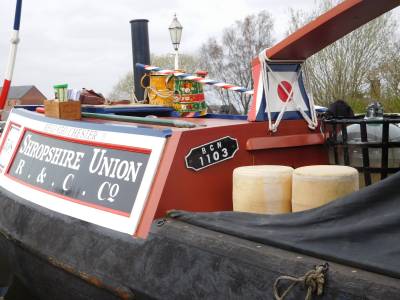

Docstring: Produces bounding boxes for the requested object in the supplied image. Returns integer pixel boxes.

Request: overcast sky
[0,0,398,98]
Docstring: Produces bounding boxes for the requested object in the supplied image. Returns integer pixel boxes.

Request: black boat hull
[0,188,399,300]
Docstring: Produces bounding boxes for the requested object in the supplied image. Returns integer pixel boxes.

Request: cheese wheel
[233,165,293,214]
[292,165,359,212]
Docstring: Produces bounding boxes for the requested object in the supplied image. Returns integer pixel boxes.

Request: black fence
[323,115,400,186]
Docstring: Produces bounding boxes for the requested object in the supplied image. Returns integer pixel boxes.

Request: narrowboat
[0,0,400,299]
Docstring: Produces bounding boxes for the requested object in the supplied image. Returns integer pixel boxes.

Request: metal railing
[323,115,400,186]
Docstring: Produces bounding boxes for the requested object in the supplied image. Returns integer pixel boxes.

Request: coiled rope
[273,263,329,300]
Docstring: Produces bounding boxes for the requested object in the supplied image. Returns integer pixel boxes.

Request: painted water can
[173,71,208,117]
[142,73,174,106]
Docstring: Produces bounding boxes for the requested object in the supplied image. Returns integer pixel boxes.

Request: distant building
[0,85,46,109]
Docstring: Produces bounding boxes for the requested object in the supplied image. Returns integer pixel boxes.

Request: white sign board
[0,109,167,235]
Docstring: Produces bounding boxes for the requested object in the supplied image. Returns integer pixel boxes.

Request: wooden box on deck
[44,100,81,120]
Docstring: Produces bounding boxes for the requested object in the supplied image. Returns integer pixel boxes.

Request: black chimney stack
[130,19,150,101]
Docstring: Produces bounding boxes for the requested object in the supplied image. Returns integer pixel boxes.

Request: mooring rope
[273,263,329,300]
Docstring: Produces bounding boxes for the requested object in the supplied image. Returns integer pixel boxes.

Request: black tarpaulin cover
[170,171,400,279]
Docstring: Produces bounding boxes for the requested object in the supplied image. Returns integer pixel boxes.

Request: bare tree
[151,53,201,73]
[199,11,275,114]
[288,0,397,107]
[379,41,400,100]
[109,71,135,100]
[199,38,233,109]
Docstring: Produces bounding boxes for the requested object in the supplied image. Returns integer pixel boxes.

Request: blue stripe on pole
[13,0,22,30]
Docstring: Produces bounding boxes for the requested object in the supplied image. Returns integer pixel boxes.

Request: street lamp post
[168,14,183,70]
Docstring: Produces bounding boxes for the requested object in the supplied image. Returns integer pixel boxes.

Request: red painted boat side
[133,118,328,238]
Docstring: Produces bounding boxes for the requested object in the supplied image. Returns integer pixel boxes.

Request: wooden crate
[44,100,81,120]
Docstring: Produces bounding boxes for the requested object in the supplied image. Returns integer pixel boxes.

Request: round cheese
[292,165,359,212]
[233,165,293,214]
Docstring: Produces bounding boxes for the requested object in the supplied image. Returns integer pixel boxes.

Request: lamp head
[169,14,183,51]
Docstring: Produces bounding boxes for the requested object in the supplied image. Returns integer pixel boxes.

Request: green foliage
[379,97,400,114]
[345,97,400,114]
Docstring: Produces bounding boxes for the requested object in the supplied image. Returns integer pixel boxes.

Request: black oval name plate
[185,136,239,171]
